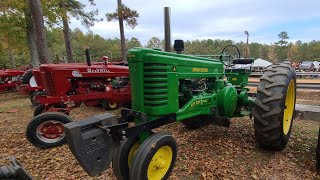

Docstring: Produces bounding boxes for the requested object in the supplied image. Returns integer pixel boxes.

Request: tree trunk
[62,15,73,63]
[60,3,74,63]
[24,6,40,68]
[117,0,126,62]
[28,0,49,64]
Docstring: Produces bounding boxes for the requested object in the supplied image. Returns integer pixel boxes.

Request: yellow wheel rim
[128,142,140,168]
[109,102,118,109]
[283,80,295,135]
[147,146,173,180]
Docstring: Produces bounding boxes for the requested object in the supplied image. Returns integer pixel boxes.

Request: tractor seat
[232,58,254,65]
[225,68,251,74]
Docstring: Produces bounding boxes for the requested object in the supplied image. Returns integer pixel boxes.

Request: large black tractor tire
[316,126,320,170]
[30,91,47,107]
[253,63,296,150]
[102,100,119,110]
[182,115,211,129]
[26,112,72,149]
[129,133,177,180]
[21,70,33,84]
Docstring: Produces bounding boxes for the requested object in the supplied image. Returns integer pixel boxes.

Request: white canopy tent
[234,58,272,69]
[252,58,272,68]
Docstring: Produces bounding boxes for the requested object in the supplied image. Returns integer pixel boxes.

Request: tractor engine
[179,79,207,108]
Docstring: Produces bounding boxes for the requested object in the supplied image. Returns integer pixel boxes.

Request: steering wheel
[220,45,241,67]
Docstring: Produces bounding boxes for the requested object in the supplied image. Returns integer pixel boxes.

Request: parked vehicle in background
[299,61,315,71]
[313,61,320,72]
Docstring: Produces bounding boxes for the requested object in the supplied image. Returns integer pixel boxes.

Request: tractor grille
[143,63,169,107]
[43,72,56,96]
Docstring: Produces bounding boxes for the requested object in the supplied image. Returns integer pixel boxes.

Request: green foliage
[106,3,139,29]
[127,37,142,49]
[277,31,289,46]
[0,0,29,68]
[145,37,163,49]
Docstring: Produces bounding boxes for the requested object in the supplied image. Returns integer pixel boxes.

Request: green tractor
[64,41,296,180]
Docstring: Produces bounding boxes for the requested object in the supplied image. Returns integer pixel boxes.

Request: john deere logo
[173,66,176,71]
[232,77,237,81]
[192,67,208,72]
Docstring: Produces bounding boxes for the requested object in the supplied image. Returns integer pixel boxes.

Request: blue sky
[71,0,320,45]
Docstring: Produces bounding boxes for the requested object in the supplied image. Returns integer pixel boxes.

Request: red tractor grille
[44,72,56,95]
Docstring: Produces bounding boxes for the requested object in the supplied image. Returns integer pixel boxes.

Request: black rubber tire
[129,133,177,180]
[113,137,140,180]
[182,115,211,129]
[30,91,47,107]
[316,126,320,170]
[21,70,33,84]
[102,100,119,110]
[113,131,154,180]
[26,112,73,149]
[253,63,296,150]
[33,104,46,117]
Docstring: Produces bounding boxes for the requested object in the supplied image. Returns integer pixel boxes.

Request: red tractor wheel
[26,112,72,149]
[102,100,119,110]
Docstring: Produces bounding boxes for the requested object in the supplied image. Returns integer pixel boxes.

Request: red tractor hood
[0,69,25,77]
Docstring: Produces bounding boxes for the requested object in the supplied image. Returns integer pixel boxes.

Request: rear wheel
[129,133,177,180]
[253,63,296,150]
[26,112,72,149]
[102,100,119,110]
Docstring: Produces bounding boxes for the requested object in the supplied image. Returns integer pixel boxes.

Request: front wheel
[129,133,177,180]
[253,63,296,150]
[26,112,73,149]
[113,137,140,180]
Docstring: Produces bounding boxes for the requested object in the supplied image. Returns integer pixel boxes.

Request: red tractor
[0,69,25,93]
[18,69,46,106]
[26,53,131,148]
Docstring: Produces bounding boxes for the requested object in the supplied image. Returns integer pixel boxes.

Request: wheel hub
[283,80,295,135]
[147,146,173,179]
[36,121,65,143]
[109,102,118,109]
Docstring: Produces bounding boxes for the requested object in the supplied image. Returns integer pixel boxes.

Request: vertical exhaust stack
[85,48,91,66]
[164,7,171,52]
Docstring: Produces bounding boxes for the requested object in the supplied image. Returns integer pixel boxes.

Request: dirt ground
[0,91,320,179]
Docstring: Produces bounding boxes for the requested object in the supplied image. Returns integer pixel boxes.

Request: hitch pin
[97,125,111,134]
